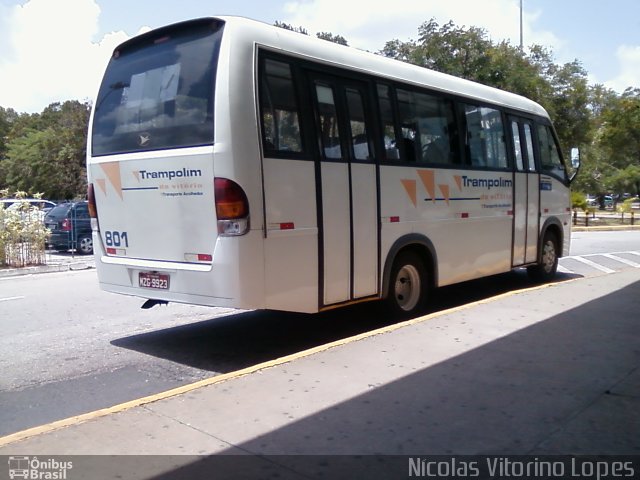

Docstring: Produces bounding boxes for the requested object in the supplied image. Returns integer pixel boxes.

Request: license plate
[139,272,169,290]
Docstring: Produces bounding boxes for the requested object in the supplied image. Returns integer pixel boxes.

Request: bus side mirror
[571,148,580,168]
[569,147,580,183]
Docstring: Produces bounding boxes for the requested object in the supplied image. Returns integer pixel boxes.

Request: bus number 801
[105,231,129,248]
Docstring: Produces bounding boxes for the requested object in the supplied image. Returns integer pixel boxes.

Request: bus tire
[527,230,558,282]
[386,251,428,318]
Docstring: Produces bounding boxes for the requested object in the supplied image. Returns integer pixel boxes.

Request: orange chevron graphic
[95,178,107,196]
[401,179,417,207]
[417,170,436,203]
[99,162,123,200]
[401,169,466,206]
[438,184,450,205]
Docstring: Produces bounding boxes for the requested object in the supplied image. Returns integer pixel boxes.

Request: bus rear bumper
[96,279,249,310]
[92,231,266,311]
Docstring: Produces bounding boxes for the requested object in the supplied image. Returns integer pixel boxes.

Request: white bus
[87,16,577,317]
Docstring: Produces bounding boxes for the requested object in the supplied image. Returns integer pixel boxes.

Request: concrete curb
[572,225,640,232]
[0,261,94,278]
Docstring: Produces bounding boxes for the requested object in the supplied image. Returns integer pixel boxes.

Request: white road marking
[568,256,615,274]
[601,253,640,268]
[0,296,26,303]
[557,264,574,274]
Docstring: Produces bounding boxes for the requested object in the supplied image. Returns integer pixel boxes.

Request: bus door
[509,117,540,266]
[310,74,379,306]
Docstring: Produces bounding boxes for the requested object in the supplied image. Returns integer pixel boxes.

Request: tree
[2,101,90,199]
[274,21,309,35]
[482,41,550,101]
[588,84,619,124]
[379,19,593,163]
[379,38,418,64]
[274,21,349,45]
[316,32,348,46]
[608,164,640,196]
[0,107,19,161]
[598,88,640,170]
[381,19,493,80]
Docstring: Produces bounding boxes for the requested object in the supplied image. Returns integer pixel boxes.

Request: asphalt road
[569,229,640,255]
[0,230,638,437]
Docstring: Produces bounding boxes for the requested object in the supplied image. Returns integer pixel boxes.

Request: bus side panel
[262,158,320,313]
[379,166,513,287]
[351,163,378,298]
[539,175,572,256]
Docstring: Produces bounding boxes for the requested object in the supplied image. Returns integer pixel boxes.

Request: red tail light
[87,184,97,218]
[87,183,99,232]
[61,219,72,231]
[214,178,249,236]
[214,178,249,219]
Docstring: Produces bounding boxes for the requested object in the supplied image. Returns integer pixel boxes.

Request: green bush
[618,198,636,213]
[571,191,588,211]
[0,190,51,268]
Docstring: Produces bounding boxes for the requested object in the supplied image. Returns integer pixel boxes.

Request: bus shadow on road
[110,270,581,374]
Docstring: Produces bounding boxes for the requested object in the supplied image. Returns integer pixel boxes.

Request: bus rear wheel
[386,251,428,318]
[527,231,558,282]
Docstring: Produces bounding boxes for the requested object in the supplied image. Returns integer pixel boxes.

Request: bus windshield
[92,19,224,156]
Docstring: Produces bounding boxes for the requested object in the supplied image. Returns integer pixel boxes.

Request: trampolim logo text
[461,175,512,190]
[93,162,203,199]
[400,169,512,207]
[138,168,202,181]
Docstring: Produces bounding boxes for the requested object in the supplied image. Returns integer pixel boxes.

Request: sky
[0,0,639,114]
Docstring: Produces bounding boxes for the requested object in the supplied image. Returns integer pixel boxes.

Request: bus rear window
[92,20,224,156]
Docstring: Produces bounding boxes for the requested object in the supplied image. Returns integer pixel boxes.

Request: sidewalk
[571,210,640,232]
[0,251,94,278]
[0,268,638,474]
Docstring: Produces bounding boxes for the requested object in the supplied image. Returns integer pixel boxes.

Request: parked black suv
[44,201,93,254]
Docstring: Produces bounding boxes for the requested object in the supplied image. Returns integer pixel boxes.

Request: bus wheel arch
[528,219,562,282]
[382,235,437,318]
[539,218,564,258]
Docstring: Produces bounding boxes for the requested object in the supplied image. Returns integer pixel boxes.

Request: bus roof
[216,15,550,119]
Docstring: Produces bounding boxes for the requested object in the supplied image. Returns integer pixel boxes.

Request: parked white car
[1,198,57,222]
[1,198,56,211]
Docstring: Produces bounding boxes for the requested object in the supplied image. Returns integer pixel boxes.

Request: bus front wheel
[386,251,428,318]
[527,231,559,282]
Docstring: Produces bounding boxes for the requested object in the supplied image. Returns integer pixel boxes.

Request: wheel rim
[79,237,93,254]
[541,239,556,273]
[394,264,421,312]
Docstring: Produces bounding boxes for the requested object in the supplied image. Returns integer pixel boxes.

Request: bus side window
[523,123,536,172]
[376,84,401,161]
[512,120,537,172]
[345,87,372,161]
[315,82,342,160]
[511,121,525,171]
[419,96,458,165]
[396,89,420,163]
[259,59,303,154]
[537,124,567,180]
[462,105,508,169]
[397,88,458,165]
